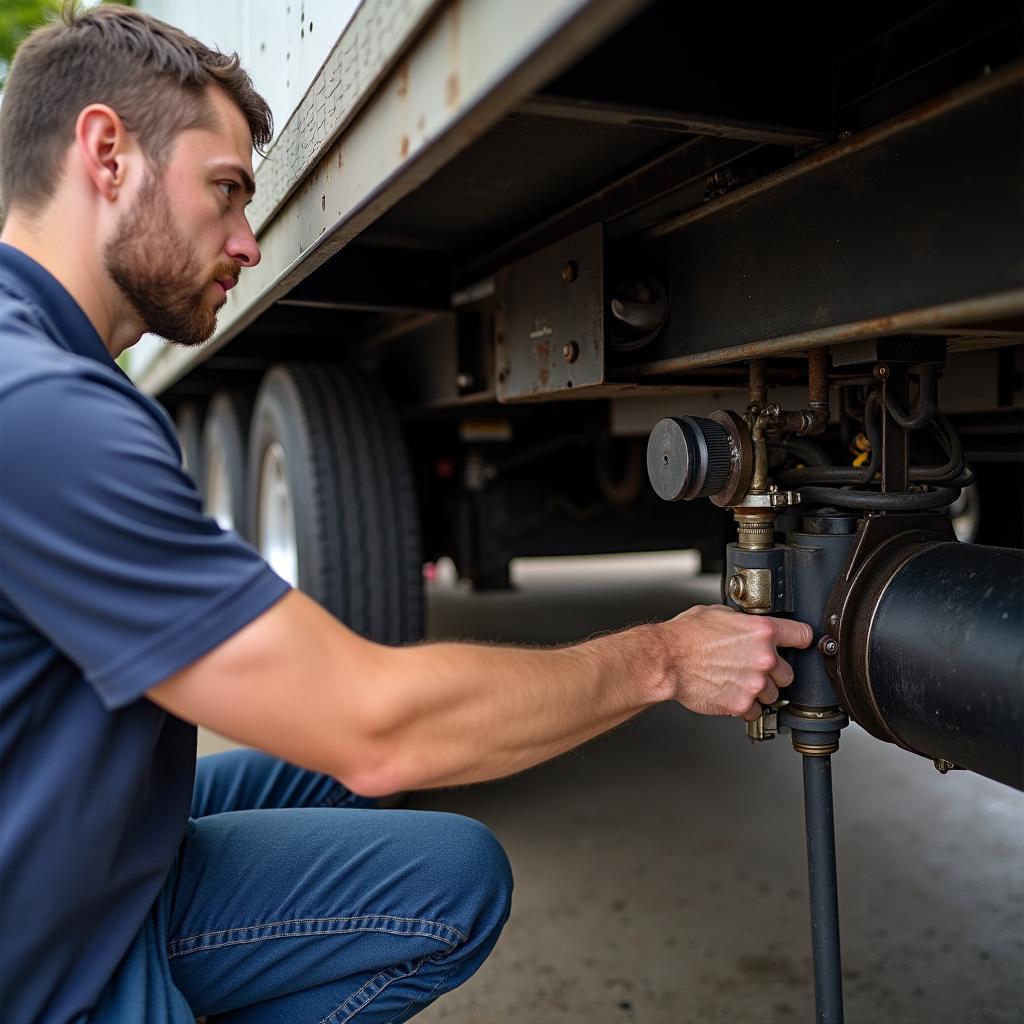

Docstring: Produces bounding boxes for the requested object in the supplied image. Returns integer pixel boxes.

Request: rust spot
[417,114,426,133]
[399,135,410,158]
[396,62,409,99]
[337,150,344,171]
[445,73,459,109]
[534,339,551,389]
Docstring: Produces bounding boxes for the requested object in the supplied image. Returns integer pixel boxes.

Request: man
[0,6,812,1022]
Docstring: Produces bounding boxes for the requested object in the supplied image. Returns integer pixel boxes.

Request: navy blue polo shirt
[0,244,290,1021]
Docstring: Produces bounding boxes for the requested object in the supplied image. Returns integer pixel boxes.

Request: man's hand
[661,604,814,722]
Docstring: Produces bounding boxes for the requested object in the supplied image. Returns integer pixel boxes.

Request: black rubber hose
[910,414,964,481]
[884,365,939,430]
[794,484,961,510]
[780,409,969,490]
[781,464,970,485]
[856,392,883,486]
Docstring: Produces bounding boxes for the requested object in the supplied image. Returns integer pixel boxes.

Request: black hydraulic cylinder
[785,519,857,709]
[868,543,1024,789]
[802,754,844,1024]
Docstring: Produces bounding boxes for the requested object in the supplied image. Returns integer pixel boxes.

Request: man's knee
[422,812,513,945]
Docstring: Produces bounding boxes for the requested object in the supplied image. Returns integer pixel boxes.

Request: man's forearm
[149,590,810,798]
[361,626,675,794]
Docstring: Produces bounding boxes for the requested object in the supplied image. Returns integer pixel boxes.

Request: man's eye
[218,182,237,200]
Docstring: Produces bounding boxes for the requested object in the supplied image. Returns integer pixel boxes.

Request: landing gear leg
[801,754,844,1024]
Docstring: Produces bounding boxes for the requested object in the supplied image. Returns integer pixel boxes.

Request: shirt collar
[0,243,117,370]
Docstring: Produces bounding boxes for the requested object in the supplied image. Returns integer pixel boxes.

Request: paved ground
[199,553,1024,1023]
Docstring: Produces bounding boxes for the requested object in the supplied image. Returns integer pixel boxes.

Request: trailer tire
[247,363,423,644]
[174,401,203,483]
[201,391,251,537]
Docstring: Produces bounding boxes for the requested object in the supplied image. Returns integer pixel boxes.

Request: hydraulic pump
[646,341,1023,1023]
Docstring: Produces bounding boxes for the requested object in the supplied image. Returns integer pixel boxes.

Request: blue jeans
[92,750,512,1023]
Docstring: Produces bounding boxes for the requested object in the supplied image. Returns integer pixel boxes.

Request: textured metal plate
[495,223,604,400]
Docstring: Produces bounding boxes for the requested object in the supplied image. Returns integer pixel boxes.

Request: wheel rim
[205,447,234,531]
[258,442,299,587]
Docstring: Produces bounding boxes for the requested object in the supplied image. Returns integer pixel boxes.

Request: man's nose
[227,221,261,268]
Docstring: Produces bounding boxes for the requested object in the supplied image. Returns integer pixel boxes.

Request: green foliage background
[0,0,133,87]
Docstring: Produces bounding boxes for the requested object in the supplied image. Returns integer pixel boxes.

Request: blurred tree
[1,0,133,87]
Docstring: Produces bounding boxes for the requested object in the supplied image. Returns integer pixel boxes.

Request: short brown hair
[0,3,272,216]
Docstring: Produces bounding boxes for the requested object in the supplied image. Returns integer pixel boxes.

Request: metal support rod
[769,350,831,435]
[877,363,910,493]
[749,359,767,410]
[801,754,844,1024]
[808,349,829,410]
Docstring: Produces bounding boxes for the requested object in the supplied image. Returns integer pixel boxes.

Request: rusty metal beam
[615,63,1023,376]
[516,95,826,145]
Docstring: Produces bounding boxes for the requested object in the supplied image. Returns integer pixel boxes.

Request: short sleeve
[0,374,291,709]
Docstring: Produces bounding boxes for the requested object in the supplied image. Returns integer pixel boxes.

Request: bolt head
[562,341,579,363]
[561,261,578,283]
[728,574,744,600]
[828,613,839,627]
[818,635,839,656]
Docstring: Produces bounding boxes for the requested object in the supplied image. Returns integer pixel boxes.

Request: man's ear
[74,105,131,202]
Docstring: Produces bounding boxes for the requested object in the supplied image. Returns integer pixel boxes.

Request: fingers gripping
[670,604,814,720]
[746,619,805,715]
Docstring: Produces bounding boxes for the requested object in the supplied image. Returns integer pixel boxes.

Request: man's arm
[147,589,812,796]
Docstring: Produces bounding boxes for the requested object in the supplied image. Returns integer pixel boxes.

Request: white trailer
[131,0,1021,638]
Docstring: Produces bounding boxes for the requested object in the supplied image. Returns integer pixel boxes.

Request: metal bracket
[733,489,802,509]
[495,224,604,400]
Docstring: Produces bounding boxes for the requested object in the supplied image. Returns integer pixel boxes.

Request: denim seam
[167,916,467,959]
[170,914,467,945]
[380,963,456,1024]
[320,958,427,1024]
[168,927,459,960]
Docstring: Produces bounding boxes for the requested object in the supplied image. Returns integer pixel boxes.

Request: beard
[104,170,237,347]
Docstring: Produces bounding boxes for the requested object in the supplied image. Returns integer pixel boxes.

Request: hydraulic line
[883,364,939,430]
[792,483,961,510]
[777,403,971,507]
[802,754,844,1024]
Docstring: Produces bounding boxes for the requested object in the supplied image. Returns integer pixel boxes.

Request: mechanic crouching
[0,7,812,1022]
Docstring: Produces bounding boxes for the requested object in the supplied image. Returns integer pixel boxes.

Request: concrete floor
[199,554,1024,1023]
